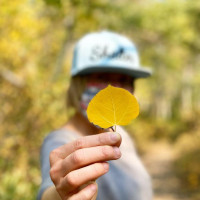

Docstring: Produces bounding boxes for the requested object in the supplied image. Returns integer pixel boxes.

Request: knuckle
[49,149,60,164]
[73,138,85,150]
[49,160,62,183]
[98,134,104,145]
[71,150,84,165]
[101,146,112,157]
[50,149,59,158]
[98,133,109,145]
[65,173,78,188]
[92,163,102,175]
[49,167,58,182]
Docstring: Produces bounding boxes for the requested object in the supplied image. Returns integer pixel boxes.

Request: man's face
[85,72,135,93]
[80,72,135,116]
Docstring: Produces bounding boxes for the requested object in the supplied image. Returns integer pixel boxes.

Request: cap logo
[89,45,135,63]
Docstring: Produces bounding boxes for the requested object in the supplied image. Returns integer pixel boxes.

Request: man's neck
[64,112,106,136]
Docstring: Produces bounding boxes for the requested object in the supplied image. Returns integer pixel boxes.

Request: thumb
[91,181,98,200]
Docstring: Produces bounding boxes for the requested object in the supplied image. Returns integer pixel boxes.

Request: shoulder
[117,126,135,148]
[43,128,78,144]
[41,128,78,154]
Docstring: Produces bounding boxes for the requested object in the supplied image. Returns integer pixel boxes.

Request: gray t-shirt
[37,127,152,200]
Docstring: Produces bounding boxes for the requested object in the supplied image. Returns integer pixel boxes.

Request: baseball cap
[71,31,152,78]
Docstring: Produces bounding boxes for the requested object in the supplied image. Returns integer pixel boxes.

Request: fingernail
[110,133,120,142]
[114,147,121,158]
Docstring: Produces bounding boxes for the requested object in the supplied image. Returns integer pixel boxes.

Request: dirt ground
[142,141,189,200]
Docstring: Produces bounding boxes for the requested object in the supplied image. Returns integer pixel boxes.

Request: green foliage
[174,129,200,195]
[0,0,200,199]
[44,0,62,7]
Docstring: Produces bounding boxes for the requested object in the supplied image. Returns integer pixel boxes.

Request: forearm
[41,186,61,200]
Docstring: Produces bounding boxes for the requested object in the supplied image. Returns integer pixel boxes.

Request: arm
[41,132,121,200]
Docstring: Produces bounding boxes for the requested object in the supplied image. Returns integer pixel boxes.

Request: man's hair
[66,75,87,113]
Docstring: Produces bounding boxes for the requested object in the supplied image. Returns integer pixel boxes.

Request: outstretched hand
[49,132,122,200]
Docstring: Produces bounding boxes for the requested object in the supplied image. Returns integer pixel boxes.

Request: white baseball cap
[71,31,152,78]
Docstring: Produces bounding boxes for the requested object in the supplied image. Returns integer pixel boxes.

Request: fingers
[60,145,121,176]
[59,162,108,194]
[49,132,121,200]
[51,132,121,162]
[68,183,98,200]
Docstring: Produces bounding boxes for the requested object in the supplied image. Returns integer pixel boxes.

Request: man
[38,30,153,200]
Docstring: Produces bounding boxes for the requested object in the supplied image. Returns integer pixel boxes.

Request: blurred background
[0,0,200,199]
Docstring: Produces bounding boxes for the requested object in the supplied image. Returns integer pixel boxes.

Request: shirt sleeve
[37,131,68,200]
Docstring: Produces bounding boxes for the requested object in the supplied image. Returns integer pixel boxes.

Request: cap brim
[73,65,152,78]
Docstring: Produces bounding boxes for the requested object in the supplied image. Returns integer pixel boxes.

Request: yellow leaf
[87,85,139,129]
